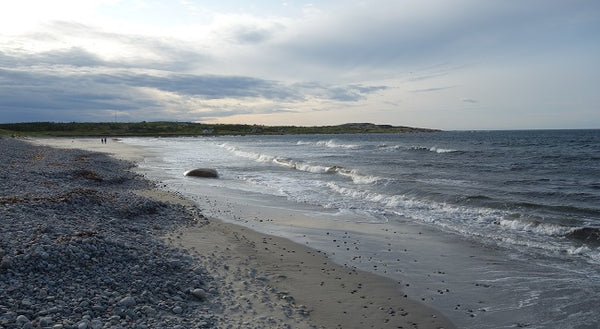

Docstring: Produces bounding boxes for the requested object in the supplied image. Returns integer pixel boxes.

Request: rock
[117,296,136,307]
[38,316,53,327]
[16,314,30,324]
[0,256,12,269]
[108,315,121,324]
[183,168,218,178]
[141,305,157,315]
[190,288,207,301]
[90,319,103,329]
[172,306,183,314]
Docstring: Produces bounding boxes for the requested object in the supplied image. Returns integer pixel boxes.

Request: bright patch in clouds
[1,0,599,129]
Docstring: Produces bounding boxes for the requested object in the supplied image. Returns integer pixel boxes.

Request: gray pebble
[190,288,207,301]
[16,314,30,324]
[38,316,53,327]
[117,296,136,307]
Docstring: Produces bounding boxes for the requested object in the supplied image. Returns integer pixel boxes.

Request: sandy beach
[21,137,456,329]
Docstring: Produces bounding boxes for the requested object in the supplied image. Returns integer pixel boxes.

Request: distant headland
[0,122,440,137]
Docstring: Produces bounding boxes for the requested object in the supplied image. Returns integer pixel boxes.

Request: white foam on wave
[297,139,359,149]
[317,139,359,149]
[273,157,331,173]
[498,218,576,237]
[331,167,381,184]
[407,145,458,153]
[220,143,275,163]
[430,147,457,153]
[222,144,380,184]
[326,183,421,210]
[498,235,600,265]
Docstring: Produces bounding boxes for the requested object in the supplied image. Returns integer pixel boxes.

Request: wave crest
[408,146,458,153]
[222,144,380,184]
[297,139,359,149]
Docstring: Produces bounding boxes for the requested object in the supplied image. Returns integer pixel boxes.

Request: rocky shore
[0,137,217,328]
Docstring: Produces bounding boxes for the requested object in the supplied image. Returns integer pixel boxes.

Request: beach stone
[90,319,103,329]
[117,296,136,307]
[0,256,12,269]
[108,315,120,324]
[141,306,157,315]
[190,288,207,301]
[184,168,218,178]
[16,314,30,324]
[38,316,53,327]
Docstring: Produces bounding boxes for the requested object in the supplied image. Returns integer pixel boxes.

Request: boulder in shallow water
[184,168,218,178]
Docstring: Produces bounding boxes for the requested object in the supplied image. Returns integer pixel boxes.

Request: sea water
[123,130,600,328]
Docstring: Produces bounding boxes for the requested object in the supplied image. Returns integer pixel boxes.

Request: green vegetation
[0,121,440,137]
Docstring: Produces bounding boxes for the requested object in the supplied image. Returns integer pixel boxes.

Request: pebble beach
[1,136,454,329]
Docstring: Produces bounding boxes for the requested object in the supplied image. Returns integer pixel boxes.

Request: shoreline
[26,136,456,328]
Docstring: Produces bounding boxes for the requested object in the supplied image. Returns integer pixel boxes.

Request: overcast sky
[1,0,599,129]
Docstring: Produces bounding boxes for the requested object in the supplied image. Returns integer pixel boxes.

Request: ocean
[123,130,600,328]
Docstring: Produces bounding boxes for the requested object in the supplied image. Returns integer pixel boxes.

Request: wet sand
[29,137,456,329]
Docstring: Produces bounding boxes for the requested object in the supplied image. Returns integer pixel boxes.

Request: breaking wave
[221,144,380,184]
[408,146,458,153]
[297,139,360,149]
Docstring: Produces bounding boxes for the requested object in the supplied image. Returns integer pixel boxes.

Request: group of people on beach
[101,138,108,144]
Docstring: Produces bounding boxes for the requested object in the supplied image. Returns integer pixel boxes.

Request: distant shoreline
[0,121,440,137]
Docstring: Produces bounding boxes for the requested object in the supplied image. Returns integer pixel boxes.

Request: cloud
[292,82,387,102]
[219,19,286,45]
[0,50,387,122]
[1,0,598,128]
[11,21,210,71]
[261,0,600,77]
[411,86,455,93]
[1,47,104,67]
